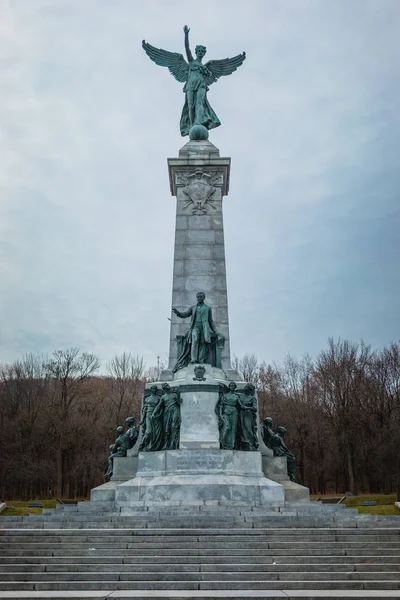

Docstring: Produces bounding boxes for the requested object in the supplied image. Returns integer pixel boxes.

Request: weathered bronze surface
[139,385,163,452]
[262,417,297,481]
[125,416,139,449]
[156,383,182,450]
[142,25,246,136]
[216,382,259,451]
[172,292,220,372]
[215,382,241,450]
[105,426,130,479]
[237,383,259,451]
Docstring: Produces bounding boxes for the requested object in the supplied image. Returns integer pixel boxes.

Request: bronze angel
[142,25,246,136]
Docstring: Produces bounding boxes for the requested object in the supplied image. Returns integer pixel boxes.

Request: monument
[92,26,309,506]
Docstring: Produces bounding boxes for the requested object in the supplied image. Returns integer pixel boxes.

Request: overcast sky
[0,0,399,370]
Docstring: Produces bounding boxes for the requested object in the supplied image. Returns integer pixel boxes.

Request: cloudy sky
[0,0,399,370]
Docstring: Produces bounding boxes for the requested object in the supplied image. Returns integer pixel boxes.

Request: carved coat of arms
[179,171,219,215]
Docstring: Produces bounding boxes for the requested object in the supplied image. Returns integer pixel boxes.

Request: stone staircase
[1,500,400,599]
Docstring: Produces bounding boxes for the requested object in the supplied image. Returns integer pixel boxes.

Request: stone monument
[91,26,309,506]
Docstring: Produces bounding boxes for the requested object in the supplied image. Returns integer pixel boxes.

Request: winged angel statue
[142,25,246,137]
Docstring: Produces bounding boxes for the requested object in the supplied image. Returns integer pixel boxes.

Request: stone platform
[93,449,285,506]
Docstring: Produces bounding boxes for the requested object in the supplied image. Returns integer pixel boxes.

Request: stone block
[90,481,117,503]
[174,230,186,245]
[179,384,220,449]
[210,215,223,229]
[215,260,227,275]
[176,216,188,229]
[186,244,212,259]
[183,259,217,276]
[263,455,289,482]
[215,306,229,322]
[112,456,138,482]
[187,229,215,244]
[215,230,225,244]
[172,276,184,291]
[184,274,214,292]
[188,215,212,229]
[213,245,225,259]
[173,259,184,276]
[215,277,228,293]
[173,244,186,259]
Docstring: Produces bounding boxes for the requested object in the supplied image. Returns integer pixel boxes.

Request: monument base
[92,449,285,505]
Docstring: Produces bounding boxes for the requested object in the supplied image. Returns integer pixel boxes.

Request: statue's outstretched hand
[183,25,190,34]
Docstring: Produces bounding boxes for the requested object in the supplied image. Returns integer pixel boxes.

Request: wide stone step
[3,593,400,600]
[5,520,399,530]
[2,570,400,582]
[1,580,400,591]
[1,563,400,573]
[2,555,399,565]
[0,528,400,543]
[2,541,400,551]
[3,591,400,600]
[2,526,400,536]
[3,548,400,558]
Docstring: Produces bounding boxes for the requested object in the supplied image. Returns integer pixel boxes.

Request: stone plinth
[114,449,284,506]
[111,456,138,481]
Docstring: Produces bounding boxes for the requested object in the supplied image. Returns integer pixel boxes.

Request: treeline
[0,349,155,500]
[0,339,399,500]
[234,338,400,495]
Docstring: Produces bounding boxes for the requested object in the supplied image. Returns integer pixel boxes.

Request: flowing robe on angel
[142,39,246,136]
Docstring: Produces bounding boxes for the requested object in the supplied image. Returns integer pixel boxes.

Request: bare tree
[232,353,259,383]
[45,348,100,497]
[314,338,372,494]
[105,352,145,425]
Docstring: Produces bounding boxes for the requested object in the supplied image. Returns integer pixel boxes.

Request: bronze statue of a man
[172,291,218,372]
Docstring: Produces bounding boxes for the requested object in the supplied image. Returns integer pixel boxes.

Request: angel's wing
[204,52,246,86]
[142,41,189,83]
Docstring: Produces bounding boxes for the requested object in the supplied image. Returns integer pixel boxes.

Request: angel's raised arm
[183,25,193,62]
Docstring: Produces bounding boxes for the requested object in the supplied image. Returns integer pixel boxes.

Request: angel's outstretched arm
[183,25,193,62]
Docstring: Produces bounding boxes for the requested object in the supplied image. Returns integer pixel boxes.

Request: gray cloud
[0,0,399,368]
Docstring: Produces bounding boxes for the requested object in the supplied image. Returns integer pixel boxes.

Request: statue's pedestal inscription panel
[137,449,264,477]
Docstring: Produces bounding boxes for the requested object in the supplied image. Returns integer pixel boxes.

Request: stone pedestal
[111,456,138,482]
[114,449,284,506]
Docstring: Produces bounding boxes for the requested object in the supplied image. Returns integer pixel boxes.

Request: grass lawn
[311,493,400,516]
[1,499,58,516]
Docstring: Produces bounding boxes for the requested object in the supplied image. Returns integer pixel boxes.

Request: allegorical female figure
[215,381,240,450]
[142,26,246,137]
[237,383,259,451]
[153,383,182,450]
[139,385,163,452]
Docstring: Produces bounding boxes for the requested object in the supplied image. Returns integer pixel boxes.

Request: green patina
[142,25,246,137]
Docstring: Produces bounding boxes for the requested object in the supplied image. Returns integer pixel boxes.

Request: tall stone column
[162,138,237,380]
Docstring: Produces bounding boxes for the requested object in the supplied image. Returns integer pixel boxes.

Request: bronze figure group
[215,382,259,451]
[139,383,182,452]
[105,416,138,479]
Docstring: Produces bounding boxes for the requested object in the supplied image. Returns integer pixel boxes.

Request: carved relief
[176,170,222,215]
